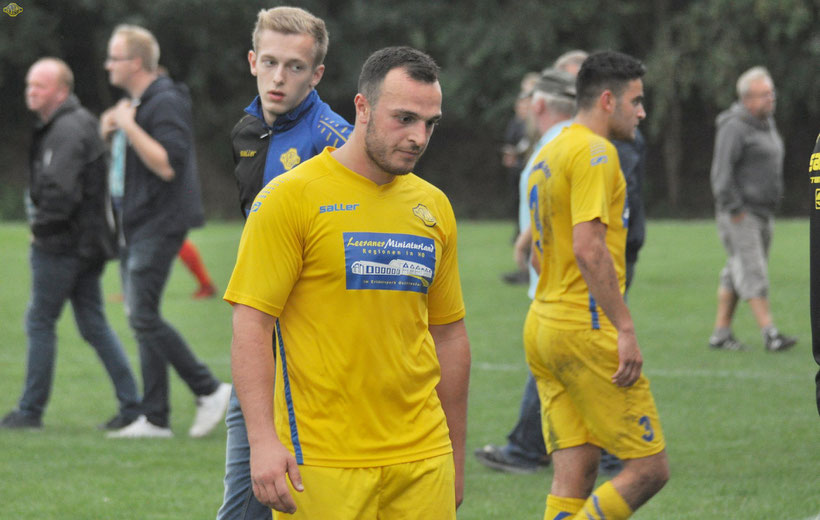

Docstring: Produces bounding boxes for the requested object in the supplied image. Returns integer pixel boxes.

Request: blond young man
[218,8,352,519]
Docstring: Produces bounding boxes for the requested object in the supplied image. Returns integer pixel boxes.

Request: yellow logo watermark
[3,2,23,16]
[815,189,820,210]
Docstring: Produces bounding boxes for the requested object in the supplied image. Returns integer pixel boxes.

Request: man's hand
[611,328,643,387]
[110,99,137,131]
[99,106,120,140]
[250,438,304,514]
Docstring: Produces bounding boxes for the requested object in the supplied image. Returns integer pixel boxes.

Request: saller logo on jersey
[413,204,436,227]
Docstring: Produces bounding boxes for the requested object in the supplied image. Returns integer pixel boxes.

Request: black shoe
[98,414,138,431]
[501,270,529,285]
[765,332,797,352]
[473,444,549,474]
[0,410,43,429]
[708,333,747,351]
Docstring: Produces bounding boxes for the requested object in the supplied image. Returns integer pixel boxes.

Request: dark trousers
[19,245,140,419]
[120,232,219,427]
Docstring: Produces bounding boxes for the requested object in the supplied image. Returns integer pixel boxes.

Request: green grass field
[0,219,817,519]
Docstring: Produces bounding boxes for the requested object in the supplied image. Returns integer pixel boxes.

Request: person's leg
[505,372,548,462]
[124,233,220,427]
[69,257,141,421]
[379,454,456,520]
[217,390,270,520]
[710,213,746,349]
[178,239,216,299]
[16,247,76,419]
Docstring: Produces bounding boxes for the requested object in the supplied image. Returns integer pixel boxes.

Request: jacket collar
[244,89,319,132]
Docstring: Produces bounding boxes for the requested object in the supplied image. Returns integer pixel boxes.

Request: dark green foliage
[1,0,817,219]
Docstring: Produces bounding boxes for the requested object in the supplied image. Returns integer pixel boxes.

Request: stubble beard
[364,121,423,177]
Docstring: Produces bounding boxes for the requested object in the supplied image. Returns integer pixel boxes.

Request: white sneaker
[189,382,232,438]
[106,415,173,439]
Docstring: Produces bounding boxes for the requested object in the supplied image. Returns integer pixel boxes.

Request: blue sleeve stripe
[588,294,601,330]
[275,318,303,464]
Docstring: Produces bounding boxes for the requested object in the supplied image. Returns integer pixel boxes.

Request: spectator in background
[1,58,140,431]
[217,7,352,519]
[476,67,577,473]
[501,72,541,286]
[101,24,231,438]
[708,66,797,352]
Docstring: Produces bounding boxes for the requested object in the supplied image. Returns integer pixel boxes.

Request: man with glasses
[101,24,231,438]
[708,66,797,352]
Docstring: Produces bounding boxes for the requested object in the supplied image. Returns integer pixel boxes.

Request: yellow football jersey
[527,123,628,331]
[224,148,465,468]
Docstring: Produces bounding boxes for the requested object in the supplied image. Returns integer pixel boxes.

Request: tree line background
[1,0,818,221]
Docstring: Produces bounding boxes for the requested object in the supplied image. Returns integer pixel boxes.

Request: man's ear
[248,50,257,76]
[354,93,370,124]
[600,89,616,114]
[310,64,325,89]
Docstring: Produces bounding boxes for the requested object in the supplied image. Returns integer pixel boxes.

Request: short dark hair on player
[358,46,440,107]
[576,51,645,110]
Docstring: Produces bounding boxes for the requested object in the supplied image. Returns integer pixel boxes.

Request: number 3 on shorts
[639,415,655,442]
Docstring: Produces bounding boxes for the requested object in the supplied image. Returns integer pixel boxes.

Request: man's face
[249,29,324,126]
[362,68,442,177]
[105,35,139,90]
[25,62,67,121]
[743,77,776,119]
[610,78,645,141]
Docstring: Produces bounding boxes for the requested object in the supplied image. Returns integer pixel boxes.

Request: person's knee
[126,306,161,333]
[625,452,670,497]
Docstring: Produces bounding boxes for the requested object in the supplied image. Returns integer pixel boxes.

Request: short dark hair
[576,51,645,110]
[358,46,440,106]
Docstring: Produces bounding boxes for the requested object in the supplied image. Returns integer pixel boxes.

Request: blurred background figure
[100,24,231,439]
[708,66,796,353]
[1,57,140,431]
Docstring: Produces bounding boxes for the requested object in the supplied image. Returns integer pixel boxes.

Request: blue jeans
[217,389,269,519]
[18,245,140,419]
[503,373,547,464]
[121,232,219,427]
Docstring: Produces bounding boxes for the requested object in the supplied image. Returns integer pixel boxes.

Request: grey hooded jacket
[710,101,784,217]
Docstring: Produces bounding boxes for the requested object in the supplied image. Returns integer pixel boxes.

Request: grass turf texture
[0,220,817,519]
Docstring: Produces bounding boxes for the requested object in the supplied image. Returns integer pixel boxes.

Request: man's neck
[573,110,609,139]
[126,71,159,100]
[330,132,395,186]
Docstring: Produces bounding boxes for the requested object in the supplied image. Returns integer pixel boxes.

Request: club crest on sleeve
[413,204,436,227]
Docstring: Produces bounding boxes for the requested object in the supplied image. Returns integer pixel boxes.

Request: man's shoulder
[47,102,100,145]
[231,114,265,141]
[303,101,352,146]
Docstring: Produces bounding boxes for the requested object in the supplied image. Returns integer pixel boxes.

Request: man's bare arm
[430,318,471,508]
[573,219,642,386]
[231,303,303,513]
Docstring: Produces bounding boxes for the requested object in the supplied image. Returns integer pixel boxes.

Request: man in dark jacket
[101,25,231,438]
[1,58,140,431]
[708,66,796,352]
